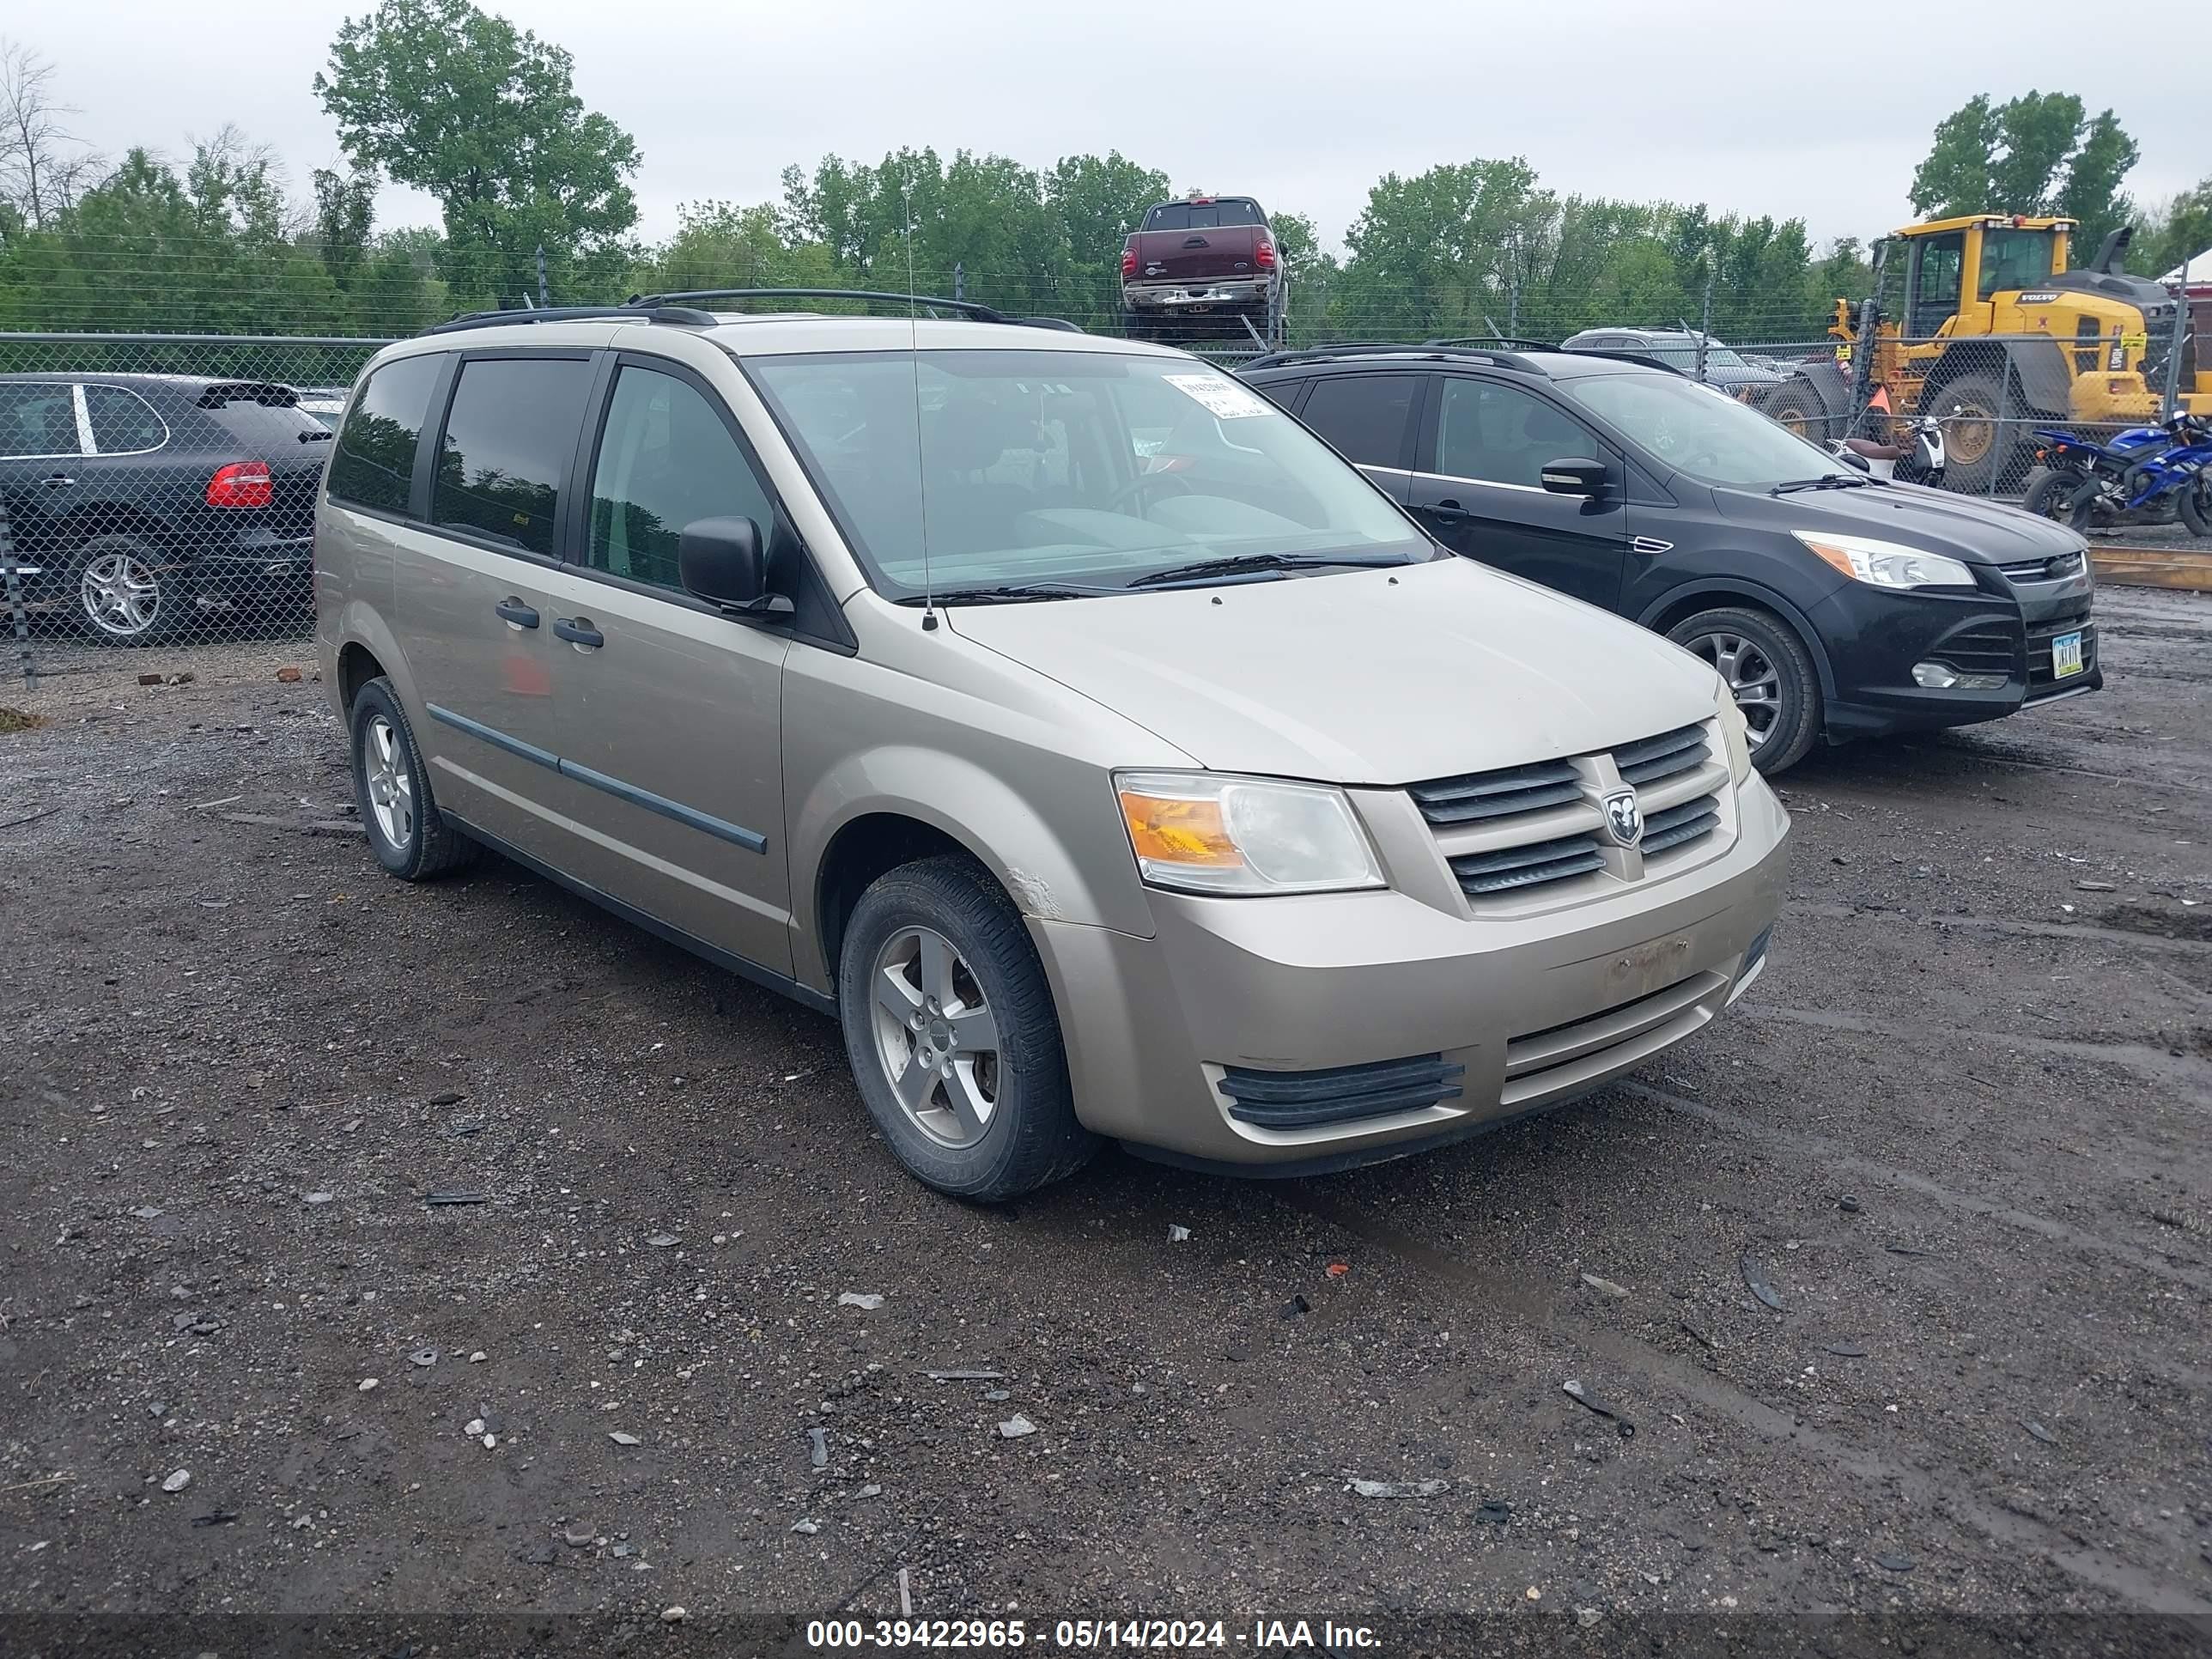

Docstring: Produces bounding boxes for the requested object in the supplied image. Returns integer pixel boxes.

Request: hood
[945,557,1718,784]
[1719,477,2088,564]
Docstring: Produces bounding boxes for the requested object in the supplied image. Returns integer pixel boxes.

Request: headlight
[1793,531,1974,591]
[1115,772,1384,896]
[1715,679,1753,784]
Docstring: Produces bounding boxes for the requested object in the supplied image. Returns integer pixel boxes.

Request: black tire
[349,676,478,880]
[1666,605,1822,776]
[69,533,180,646]
[1923,370,2014,493]
[1760,379,1826,440]
[836,854,1096,1202]
[2021,465,2099,531]
[2180,472,2212,538]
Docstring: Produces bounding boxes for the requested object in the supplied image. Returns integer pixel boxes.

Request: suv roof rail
[1424,333,1558,352]
[1243,340,1547,374]
[623,287,1017,323]
[421,303,718,336]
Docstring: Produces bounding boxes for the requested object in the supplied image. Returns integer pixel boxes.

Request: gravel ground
[1,589,2209,1646]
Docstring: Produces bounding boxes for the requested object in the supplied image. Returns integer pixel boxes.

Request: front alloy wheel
[1682,629,1782,754]
[868,925,1000,1148]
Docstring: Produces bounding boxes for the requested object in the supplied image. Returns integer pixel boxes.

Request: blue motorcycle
[2021,414,2212,536]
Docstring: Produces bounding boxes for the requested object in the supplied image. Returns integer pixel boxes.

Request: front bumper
[1817,562,2100,739]
[1123,280,1271,312]
[1034,772,1790,1172]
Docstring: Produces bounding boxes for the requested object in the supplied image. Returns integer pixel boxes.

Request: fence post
[1507,273,1519,340]
[0,495,33,690]
[536,245,550,309]
[1990,345,2010,498]
[953,262,964,303]
[2162,284,2188,421]
[1698,272,1713,382]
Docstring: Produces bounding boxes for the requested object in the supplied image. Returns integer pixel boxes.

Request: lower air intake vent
[1219,1054,1465,1129]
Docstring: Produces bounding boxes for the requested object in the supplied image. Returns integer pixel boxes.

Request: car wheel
[350,676,479,880]
[1668,606,1822,775]
[836,854,1097,1202]
[71,535,178,645]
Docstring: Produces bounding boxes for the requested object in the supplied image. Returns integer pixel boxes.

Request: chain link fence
[2,292,2201,684]
[0,333,392,685]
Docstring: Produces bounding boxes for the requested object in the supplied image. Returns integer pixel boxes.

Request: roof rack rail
[1424,333,1558,351]
[1242,340,1546,374]
[622,287,1016,323]
[421,303,716,336]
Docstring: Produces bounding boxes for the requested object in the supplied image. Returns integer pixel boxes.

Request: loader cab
[1895,215,2073,337]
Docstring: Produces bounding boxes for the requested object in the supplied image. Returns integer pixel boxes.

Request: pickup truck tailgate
[1130,225,1267,283]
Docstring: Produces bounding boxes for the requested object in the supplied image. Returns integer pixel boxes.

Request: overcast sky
[19,0,2208,254]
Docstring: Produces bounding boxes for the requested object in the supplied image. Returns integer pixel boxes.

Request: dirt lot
[2,589,2209,1648]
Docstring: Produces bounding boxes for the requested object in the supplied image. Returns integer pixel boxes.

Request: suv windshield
[749,349,1426,598]
[1559,370,1844,489]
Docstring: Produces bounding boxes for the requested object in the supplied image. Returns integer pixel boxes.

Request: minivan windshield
[1558,370,1850,489]
[749,349,1428,599]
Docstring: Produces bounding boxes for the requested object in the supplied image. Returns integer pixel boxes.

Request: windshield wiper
[1127,552,1402,589]
[1771,473,1873,494]
[896,582,1106,606]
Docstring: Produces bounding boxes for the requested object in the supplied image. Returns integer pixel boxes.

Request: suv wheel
[350,677,479,879]
[1668,606,1821,775]
[73,535,176,645]
[836,854,1096,1201]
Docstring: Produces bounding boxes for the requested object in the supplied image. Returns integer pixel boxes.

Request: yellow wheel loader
[1828,215,2206,490]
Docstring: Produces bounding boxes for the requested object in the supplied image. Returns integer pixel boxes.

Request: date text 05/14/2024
[804,1619,1382,1649]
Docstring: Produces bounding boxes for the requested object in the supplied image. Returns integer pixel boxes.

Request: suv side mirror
[679,517,790,616]
[1539,457,1608,498]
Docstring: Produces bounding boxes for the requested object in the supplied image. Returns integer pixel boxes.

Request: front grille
[1641,793,1721,855]
[1449,833,1607,895]
[1933,623,2019,676]
[1409,757,1582,827]
[1218,1054,1465,1129]
[1998,550,2085,585]
[2027,607,2096,694]
[1610,723,1706,787]
[1413,721,1724,902]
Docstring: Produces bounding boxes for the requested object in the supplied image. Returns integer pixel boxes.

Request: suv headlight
[1115,772,1384,896]
[1715,680,1753,784]
[1794,531,1974,591]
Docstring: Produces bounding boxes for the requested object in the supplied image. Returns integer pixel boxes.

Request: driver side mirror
[679,517,792,617]
[1538,456,1608,498]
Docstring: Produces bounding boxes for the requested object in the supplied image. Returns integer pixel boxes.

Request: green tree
[1908,91,2140,252]
[1043,150,1170,321]
[2131,176,2212,277]
[315,0,641,307]
[1332,158,1547,339]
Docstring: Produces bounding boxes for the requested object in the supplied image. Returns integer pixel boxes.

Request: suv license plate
[2051,629,2084,678]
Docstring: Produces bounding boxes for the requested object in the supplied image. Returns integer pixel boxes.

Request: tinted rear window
[1143,199,1264,231]
[84,384,169,454]
[1296,374,1423,470]
[328,356,443,516]
[431,356,592,556]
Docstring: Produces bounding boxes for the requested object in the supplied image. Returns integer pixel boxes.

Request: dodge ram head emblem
[1602,787,1643,848]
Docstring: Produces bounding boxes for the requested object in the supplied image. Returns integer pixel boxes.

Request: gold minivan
[315,291,1789,1200]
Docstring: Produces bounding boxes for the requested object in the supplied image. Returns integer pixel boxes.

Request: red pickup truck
[1120,195,1284,344]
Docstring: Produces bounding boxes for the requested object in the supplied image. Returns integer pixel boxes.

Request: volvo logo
[1601,787,1643,848]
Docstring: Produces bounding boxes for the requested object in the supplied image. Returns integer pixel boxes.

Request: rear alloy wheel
[1668,605,1822,775]
[349,676,479,880]
[2180,472,2212,538]
[73,535,173,644]
[2021,465,2099,532]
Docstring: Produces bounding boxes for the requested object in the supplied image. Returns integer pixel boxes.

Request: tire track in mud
[1743,1005,2212,1089]
[1271,1182,2212,1614]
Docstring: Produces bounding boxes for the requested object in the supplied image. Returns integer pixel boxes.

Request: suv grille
[1998,550,2085,585]
[2027,606,2096,696]
[1412,723,1728,903]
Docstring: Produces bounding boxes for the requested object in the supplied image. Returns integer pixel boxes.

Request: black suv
[1241,344,2100,773]
[0,374,333,643]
